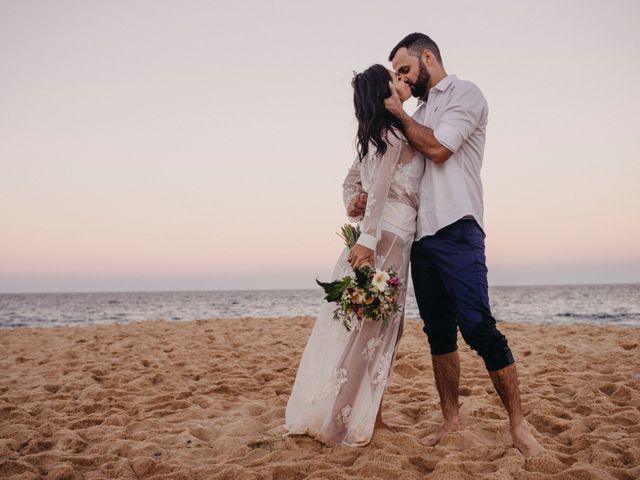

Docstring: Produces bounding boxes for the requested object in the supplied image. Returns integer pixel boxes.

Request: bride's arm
[349,134,402,268]
[342,156,365,222]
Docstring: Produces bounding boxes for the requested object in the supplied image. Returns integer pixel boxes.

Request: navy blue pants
[411,218,514,371]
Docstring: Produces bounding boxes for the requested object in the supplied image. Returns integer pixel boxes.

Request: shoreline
[4,316,640,332]
[1,316,639,479]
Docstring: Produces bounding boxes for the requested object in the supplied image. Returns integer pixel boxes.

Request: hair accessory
[351,70,360,88]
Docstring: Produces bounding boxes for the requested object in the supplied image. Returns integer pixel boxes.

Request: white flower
[372,270,390,292]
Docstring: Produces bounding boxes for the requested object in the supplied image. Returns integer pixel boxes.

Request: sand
[1,316,639,480]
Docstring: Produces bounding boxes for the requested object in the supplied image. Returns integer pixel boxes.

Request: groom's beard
[411,59,430,99]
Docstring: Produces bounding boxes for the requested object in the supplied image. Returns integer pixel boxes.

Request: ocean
[1,284,639,329]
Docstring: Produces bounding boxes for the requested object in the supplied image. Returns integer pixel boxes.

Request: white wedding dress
[285,129,424,446]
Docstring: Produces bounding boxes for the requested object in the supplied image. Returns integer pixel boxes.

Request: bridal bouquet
[316,224,402,331]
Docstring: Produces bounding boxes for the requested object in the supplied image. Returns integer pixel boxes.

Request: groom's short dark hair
[389,33,442,64]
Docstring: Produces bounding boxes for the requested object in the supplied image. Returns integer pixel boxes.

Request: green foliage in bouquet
[336,223,361,249]
[316,277,351,303]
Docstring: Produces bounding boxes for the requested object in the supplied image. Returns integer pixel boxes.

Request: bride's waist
[376,201,417,233]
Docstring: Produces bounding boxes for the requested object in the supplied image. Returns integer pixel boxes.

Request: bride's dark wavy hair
[352,64,403,159]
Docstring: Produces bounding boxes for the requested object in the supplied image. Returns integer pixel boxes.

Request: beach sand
[1,317,639,479]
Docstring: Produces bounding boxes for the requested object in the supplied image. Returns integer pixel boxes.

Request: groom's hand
[384,81,404,117]
[348,193,367,218]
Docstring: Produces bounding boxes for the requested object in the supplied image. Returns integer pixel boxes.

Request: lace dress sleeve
[355,132,403,251]
[342,156,365,223]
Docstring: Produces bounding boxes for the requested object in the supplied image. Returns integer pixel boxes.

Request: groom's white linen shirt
[414,74,488,239]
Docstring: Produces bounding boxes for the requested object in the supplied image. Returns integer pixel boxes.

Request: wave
[555,312,640,321]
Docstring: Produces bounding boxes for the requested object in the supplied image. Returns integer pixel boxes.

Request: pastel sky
[1,0,639,293]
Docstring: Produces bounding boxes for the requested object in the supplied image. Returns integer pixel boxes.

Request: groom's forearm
[398,112,453,165]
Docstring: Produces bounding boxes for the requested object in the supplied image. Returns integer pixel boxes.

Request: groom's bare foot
[420,417,459,446]
[511,421,545,457]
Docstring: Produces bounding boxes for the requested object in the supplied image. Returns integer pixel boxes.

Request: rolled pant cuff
[429,344,459,356]
[483,349,515,371]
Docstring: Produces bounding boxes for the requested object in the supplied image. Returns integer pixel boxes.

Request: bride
[285,64,424,447]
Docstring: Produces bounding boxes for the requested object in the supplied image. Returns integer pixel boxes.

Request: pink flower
[387,276,401,287]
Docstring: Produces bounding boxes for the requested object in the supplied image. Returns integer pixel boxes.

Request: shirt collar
[431,74,456,92]
[416,74,456,107]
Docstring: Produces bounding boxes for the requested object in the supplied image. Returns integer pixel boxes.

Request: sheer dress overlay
[285,129,424,446]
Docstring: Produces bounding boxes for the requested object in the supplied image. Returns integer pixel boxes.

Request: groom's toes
[515,440,545,458]
[419,421,459,447]
[419,430,445,446]
[511,426,545,457]
[419,435,438,447]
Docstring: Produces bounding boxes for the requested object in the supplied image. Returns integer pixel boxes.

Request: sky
[1,0,639,293]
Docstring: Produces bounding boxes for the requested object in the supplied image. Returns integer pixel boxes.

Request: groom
[348,33,544,457]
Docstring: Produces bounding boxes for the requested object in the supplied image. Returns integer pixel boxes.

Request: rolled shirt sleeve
[433,83,487,154]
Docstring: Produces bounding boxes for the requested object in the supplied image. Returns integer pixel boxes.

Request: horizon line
[1,281,639,296]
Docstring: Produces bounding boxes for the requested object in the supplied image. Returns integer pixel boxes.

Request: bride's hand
[348,244,375,269]
[384,81,403,116]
